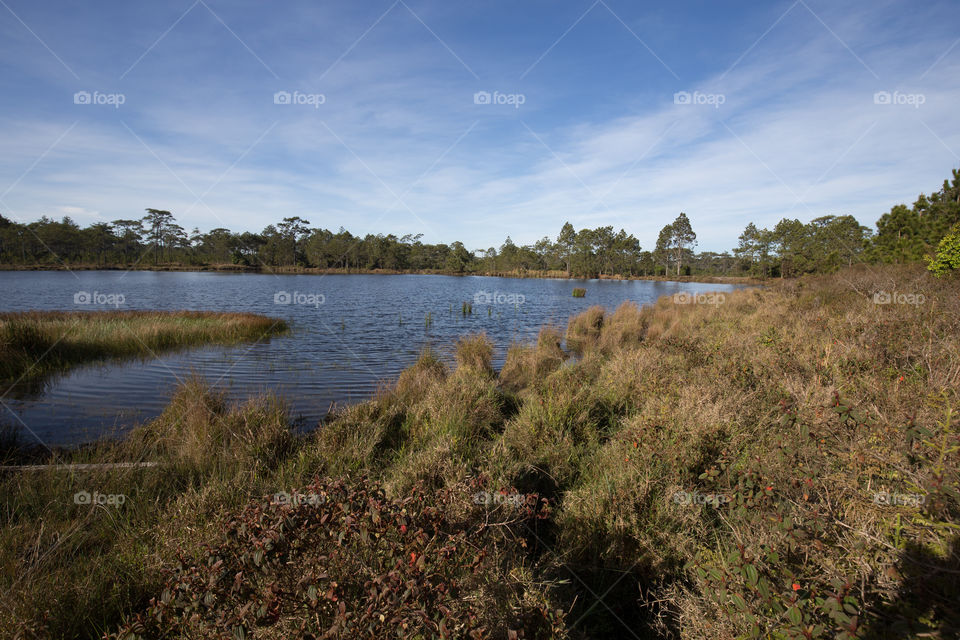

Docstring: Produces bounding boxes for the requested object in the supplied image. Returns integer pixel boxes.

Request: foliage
[3,168,959,279]
[926,223,960,277]
[113,478,559,640]
[872,169,960,265]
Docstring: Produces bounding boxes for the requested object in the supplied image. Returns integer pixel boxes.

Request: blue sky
[1,0,958,252]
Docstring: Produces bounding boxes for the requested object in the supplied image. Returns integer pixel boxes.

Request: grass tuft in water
[0,311,287,386]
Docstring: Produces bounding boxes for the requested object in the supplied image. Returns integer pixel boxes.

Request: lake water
[0,271,742,446]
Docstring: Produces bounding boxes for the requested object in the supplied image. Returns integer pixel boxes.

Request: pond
[0,271,744,445]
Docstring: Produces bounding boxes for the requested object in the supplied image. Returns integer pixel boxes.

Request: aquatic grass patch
[0,310,287,386]
[572,287,586,298]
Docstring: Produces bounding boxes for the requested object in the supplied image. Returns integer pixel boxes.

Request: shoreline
[0,263,763,286]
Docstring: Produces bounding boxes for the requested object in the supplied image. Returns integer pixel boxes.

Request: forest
[1,169,958,278]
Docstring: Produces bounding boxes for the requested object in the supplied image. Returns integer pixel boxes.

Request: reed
[0,311,287,386]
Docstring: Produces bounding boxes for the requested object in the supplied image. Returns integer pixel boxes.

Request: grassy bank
[0,311,287,388]
[2,265,957,638]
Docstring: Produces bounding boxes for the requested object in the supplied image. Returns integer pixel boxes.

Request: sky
[1,0,958,253]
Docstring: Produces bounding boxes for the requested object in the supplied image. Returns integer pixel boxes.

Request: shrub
[113,478,562,640]
[927,223,960,277]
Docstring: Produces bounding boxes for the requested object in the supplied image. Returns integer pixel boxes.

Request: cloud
[1,0,957,252]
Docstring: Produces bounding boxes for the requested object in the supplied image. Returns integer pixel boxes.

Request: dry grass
[499,326,566,393]
[454,332,495,376]
[0,310,287,386]
[2,265,959,638]
[564,304,604,354]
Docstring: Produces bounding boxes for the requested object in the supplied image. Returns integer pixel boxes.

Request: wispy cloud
[1,0,957,251]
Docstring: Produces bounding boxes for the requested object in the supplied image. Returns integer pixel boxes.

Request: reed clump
[499,326,566,393]
[564,304,604,354]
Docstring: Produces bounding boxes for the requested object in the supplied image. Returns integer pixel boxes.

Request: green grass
[0,310,288,387]
[572,287,586,297]
[2,265,959,638]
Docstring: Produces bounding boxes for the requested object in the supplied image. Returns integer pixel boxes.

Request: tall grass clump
[499,326,566,393]
[385,334,505,493]
[313,348,447,475]
[572,288,586,298]
[596,301,649,353]
[564,305,604,354]
[454,332,494,377]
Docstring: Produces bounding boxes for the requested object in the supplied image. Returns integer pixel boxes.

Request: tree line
[1,168,958,278]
